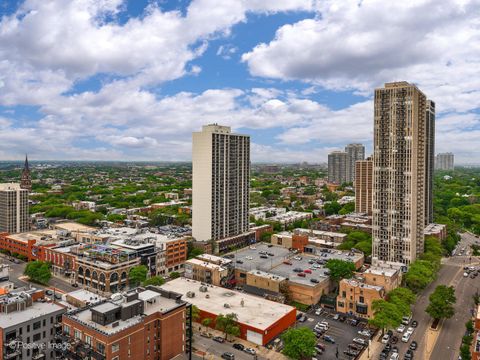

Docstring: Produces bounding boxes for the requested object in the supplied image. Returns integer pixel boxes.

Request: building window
[33,321,41,330]
[359,296,365,304]
[64,325,70,335]
[112,343,119,353]
[74,329,81,340]
[97,342,106,355]
[342,291,346,298]
[33,333,41,342]
[85,335,92,346]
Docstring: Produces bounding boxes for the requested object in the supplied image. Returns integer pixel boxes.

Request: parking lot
[298,307,375,359]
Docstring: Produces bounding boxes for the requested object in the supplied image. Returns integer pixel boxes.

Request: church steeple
[20,154,32,192]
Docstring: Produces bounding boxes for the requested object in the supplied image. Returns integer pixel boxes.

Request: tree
[368,299,403,335]
[24,261,51,285]
[388,287,415,317]
[142,276,165,287]
[426,285,456,321]
[281,327,317,360]
[325,259,356,284]
[169,271,181,279]
[191,305,200,322]
[128,265,148,287]
[201,317,213,328]
[324,201,341,215]
[215,313,240,340]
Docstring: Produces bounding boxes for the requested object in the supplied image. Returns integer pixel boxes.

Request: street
[369,231,479,360]
[2,255,79,293]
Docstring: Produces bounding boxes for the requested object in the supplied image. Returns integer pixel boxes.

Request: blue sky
[0,0,479,164]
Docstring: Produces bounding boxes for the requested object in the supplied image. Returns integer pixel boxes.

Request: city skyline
[0,1,479,164]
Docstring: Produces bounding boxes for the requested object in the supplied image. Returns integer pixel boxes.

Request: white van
[401,331,412,343]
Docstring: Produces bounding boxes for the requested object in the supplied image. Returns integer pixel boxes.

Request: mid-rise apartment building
[0,289,66,360]
[436,152,454,170]
[355,158,373,215]
[345,143,365,183]
[328,151,347,184]
[0,183,29,234]
[61,287,191,360]
[372,82,429,265]
[192,124,250,242]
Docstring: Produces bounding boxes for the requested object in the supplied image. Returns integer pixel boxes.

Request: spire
[24,154,29,172]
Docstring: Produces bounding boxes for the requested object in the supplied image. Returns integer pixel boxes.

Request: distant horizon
[0,159,479,167]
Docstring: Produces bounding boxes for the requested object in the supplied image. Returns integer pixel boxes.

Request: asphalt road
[2,255,79,293]
[371,239,479,360]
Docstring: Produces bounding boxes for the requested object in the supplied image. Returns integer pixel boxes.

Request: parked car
[353,337,367,346]
[358,329,371,337]
[213,336,225,343]
[283,260,292,265]
[390,336,399,344]
[304,269,312,274]
[390,353,399,360]
[297,273,306,277]
[71,283,79,288]
[409,341,418,350]
[310,278,319,283]
[396,324,406,333]
[333,314,340,320]
[221,353,235,360]
[381,334,390,344]
[233,343,244,351]
[260,255,268,259]
[323,335,335,344]
[402,315,412,325]
[200,332,212,338]
[411,320,418,328]
[316,343,326,351]
[236,260,243,264]
[404,349,414,359]
[402,331,412,343]
[45,290,53,296]
[315,308,323,316]
[298,314,307,322]
[244,348,256,355]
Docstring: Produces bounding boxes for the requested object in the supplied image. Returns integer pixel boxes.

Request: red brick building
[161,278,296,346]
[60,287,191,360]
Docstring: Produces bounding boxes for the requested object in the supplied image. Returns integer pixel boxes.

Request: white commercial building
[0,183,29,234]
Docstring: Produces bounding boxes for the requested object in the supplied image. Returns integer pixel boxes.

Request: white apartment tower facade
[192,124,250,242]
[372,82,429,265]
[0,183,29,234]
[345,143,365,183]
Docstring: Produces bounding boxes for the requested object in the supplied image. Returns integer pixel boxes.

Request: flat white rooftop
[0,301,64,329]
[161,278,295,331]
[186,258,226,271]
[66,289,105,304]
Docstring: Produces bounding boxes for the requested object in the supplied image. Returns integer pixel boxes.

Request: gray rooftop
[0,301,65,329]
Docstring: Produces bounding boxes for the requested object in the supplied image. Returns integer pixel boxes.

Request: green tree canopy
[215,313,240,340]
[169,271,181,279]
[128,265,148,287]
[142,276,165,287]
[24,261,51,285]
[325,259,356,283]
[281,327,317,360]
[368,299,403,335]
[426,285,456,321]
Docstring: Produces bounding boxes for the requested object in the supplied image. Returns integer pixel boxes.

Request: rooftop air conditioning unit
[224,303,230,308]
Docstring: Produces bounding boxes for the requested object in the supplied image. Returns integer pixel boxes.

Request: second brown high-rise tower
[372,82,431,265]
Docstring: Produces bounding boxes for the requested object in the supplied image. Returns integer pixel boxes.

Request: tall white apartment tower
[345,144,365,183]
[372,82,429,265]
[0,183,29,234]
[192,124,250,242]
